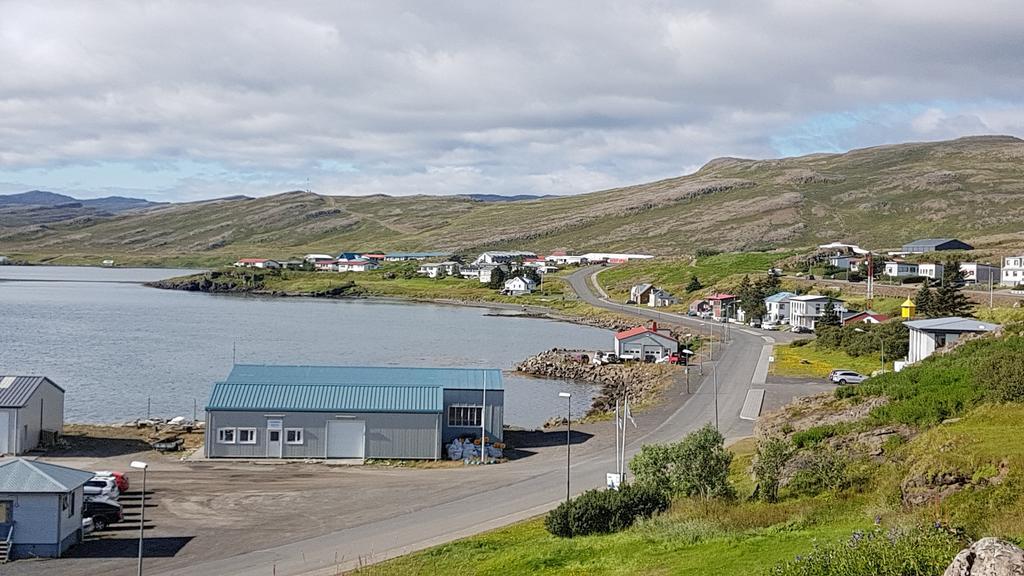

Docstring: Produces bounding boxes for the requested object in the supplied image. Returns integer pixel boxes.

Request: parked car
[84,476,120,501]
[828,370,867,385]
[791,326,812,334]
[83,497,124,531]
[82,517,95,535]
[94,470,129,493]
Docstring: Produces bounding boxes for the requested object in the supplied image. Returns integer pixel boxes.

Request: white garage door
[0,412,8,454]
[326,421,365,459]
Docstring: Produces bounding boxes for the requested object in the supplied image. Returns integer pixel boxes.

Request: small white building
[788,295,847,332]
[314,260,338,272]
[960,262,1000,285]
[648,288,677,308]
[828,255,854,270]
[234,258,281,269]
[0,376,65,455]
[629,284,654,304]
[418,261,460,278]
[917,262,944,280]
[337,260,379,272]
[904,317,1000,364]
[884,261,919,278]
[0,459,94,559]
[545,254,588,266]
[764,292,796,323]
[579,252,654,263]
[304,254,336,263]
[0,256,9,265]
[503,276,537,296]
[473,251,537,266]
[477,264,508,284]
[613,324,678,361]
[1002,255,1024,287]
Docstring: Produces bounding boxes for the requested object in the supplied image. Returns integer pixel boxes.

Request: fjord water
[0,266,608,427]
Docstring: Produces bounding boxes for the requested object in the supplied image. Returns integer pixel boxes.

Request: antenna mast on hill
[306,177,311,193]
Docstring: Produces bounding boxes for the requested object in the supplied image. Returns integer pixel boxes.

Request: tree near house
[819,300,842,327]
[486,267,507,289]
[934,259,974,317]
[914,279,935,317]
[686,276,703,292]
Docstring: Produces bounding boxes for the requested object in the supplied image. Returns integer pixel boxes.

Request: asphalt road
[137,267,787,576]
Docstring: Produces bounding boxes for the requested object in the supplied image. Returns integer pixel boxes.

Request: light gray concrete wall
[206,410,440,459]
[0,408,15,455]
[15,380,64,453]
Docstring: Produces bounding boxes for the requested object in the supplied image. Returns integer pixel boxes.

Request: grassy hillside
[358,327,1024,575]
[3,136,1024,265]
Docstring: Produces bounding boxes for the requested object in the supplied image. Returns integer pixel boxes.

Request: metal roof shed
[0,376,65,456]
[0,458,94,559]
[904,317,1000,363]
[901,238,973,253]
[205,365,503,461]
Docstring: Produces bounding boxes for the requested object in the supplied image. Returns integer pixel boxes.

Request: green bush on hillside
[788,446,850,496]
[767,526,965,576]
[544,484,670,538]
[752,437,792,503]
[631,424,735,500]
[976,347,1024,403]
[814,322,908,363]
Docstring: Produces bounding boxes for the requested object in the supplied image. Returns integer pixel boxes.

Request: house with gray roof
[205,365,504,461]
[0,458,94,559]
[900,238,973,254]
[0,376,65,456]
[904,317,1000,364]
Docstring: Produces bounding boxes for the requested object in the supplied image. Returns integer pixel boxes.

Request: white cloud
[0,0,1022,200]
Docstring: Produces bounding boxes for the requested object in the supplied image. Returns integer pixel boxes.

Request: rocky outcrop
[516,349,677,418]
[944,538,1024,576]
[902,459,1009,507]
[754,392,889,439]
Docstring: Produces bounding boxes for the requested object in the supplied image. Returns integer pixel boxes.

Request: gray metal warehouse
[204,364,504,460]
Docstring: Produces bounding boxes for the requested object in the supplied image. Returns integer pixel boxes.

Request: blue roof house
[0,458,94,559]
[205,365,504,461]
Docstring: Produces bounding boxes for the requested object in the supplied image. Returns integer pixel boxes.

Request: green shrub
[791,339,811,347]
[976,347,1024,402]
[544,500,573,537]
[788,447,849,496]
[631,424,735,500]
[767,526,965,576]
[752,437,792,502]
[791,425,838,449]
[833,385,858,400]
[544,484,670,538]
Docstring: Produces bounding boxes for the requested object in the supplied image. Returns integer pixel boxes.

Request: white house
[418,261,460,278]
[788,295,847,332]
[884,261,919,278]
[234,258,281,269]
[1002,255,1024,287]
[473,251,537,265]
[337,260,378,272]
[960,263,1000,285]
[648,288,677,308]
[0,256,9,265]
[917,262,944,280]
[0,459,94,559]
[828,255,854,270]
[764,292,796,323]
[503,276,537,296]
[613,323,678,361]
[478,264,509,284]
[629,284,654,304]
[314,260,338,272]
[904,317,1000,364]
[0,376,65,455]
[304,254,335,264]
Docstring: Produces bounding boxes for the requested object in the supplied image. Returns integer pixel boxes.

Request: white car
[828,370,868,385]
[84,476,120,501]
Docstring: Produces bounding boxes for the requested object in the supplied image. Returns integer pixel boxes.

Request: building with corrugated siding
[0,376,65,456]
[0,458,94,559]
[204,365,504,460]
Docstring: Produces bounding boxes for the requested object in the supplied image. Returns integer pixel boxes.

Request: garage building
[613,323,679,361]
[0,376,65,456]
[204,364,504,460]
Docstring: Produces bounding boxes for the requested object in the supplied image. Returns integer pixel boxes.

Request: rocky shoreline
[516,349,678,421]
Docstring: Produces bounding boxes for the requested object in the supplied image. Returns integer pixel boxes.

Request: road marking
[740,328,758,335]
[740,389,765,420]
[752,343,773,385]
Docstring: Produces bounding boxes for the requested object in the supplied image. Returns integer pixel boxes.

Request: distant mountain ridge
[462,193,559,202]
[0,190,164,211]
[2,135,1024,263]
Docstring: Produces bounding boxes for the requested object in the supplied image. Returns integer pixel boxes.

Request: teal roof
[208,383,443,413]
[764,291,796,303]
[225,364,503,390]
[208,364,503,413]
[0,458,95,493]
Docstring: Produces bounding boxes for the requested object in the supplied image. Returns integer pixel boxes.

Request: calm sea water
[0,266,609,428]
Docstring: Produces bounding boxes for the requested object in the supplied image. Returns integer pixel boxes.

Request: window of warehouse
[237,428,257,444]
[217,428,236,444]
[285,428,304,445]
[448,405,482,427]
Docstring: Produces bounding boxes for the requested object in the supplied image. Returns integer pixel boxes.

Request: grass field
[771,342,888,378]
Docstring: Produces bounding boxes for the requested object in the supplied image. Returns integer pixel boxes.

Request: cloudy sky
[1,1,1023,201]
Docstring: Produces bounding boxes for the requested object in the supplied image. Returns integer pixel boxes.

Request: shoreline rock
[516,349,677,420]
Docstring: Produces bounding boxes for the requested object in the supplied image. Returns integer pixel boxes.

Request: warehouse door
[326,420,365,459]
[0,412,7,454]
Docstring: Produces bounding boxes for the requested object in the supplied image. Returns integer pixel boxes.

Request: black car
[83,497,123,531]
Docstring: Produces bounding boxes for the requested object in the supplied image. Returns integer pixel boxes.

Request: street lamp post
[130,461,148,576]
[854,327,885,374]
[558,392,572,502]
